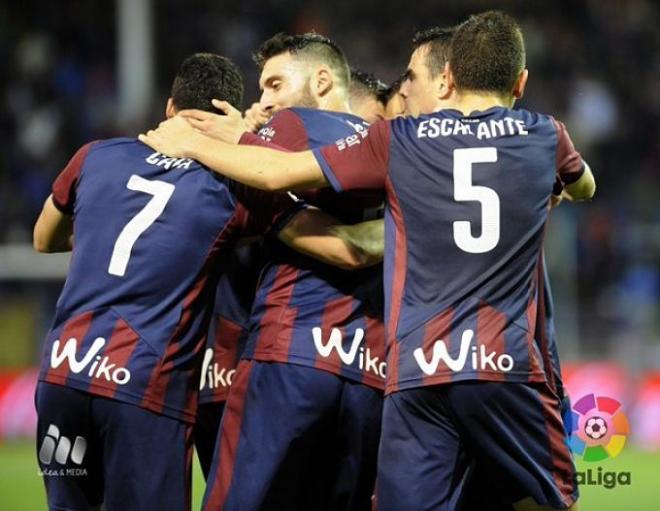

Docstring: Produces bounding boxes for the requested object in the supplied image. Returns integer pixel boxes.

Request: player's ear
[165,98,176,119]
[437,65,451,100]
[314,66,333,97]
[444,61,457,94]
[512,68,528,99]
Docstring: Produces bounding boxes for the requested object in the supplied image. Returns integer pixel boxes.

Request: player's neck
[317,93,353,115]
[451,90,514,115]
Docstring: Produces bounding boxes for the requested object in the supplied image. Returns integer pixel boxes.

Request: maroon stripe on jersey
[525,273,543,379]
[363,316,386,389]
[253,265,300,356]
[537,384,578,507]
[141,211,245,418]
[551,118,584,184]
[204,360,254,510]
[51,141,97,214]
[43,311,95,382]
[535,258,557,392]
[384,175,407,393]
[140,274,205,416]
[385,341,401,394]
[88,317,140,398]
[183,331,211,420]
[313,295,356,375]
[210,317,245,402]
[420,307,455,387]
[476,302,507,381]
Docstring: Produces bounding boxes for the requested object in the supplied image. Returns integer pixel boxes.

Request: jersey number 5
[453,147,500,254]
[108,175,175,277]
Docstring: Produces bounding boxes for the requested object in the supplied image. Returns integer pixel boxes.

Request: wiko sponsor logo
[39,424,87,466]
[199,348,235,390]
[413,329,514,375]
[50,337,131,385]
[565,393,632,489]
[312,327,386,378]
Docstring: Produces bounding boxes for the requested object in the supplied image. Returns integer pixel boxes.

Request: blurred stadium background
[0,0,658,509]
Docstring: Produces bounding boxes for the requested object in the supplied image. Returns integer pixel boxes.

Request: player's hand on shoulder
[139,115,199,158]
[178,100,247,144]
[243,102,272,133]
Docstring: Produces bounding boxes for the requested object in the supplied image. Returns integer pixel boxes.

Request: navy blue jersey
[198,242,263,404]
[39,138,299,422]
[239,108,387,389]
[313,107,585,393]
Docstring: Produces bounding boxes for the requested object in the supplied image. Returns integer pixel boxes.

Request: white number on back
[452,147,500,253]
[108,175,175,277]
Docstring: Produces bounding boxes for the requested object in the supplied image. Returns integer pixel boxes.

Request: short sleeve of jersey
[312,119,390,192]
[233,184,305,238]
[551,118,585,185]
[51,141,97,214]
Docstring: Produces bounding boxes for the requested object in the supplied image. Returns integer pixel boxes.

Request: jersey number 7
[108,175,175,277]
[453,147,500,254]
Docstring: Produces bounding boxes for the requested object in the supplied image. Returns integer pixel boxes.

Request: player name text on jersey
[145,152,194,170]
[417,117,529,140]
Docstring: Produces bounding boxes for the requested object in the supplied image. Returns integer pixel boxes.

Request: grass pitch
[1,440,658,510]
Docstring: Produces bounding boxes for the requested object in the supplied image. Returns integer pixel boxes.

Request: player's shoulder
[289,107,368,129]
[509,107,557,127]
[265,107,307,129]
[82,137,158,162]
[68,137,143,173]
[494,107,570,138]
[86,136,140,154]
[258,108,308,142]
[91,137,226,183]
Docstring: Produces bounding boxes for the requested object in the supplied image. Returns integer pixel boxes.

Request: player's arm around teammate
[140,104,596,200]
[277,206,384,269]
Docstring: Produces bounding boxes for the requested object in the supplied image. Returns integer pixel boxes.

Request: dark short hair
[253,32,350,90]
[449,11,525,95]
[412,26,455,78]
[349,68,389,106]
[171,53,244,112]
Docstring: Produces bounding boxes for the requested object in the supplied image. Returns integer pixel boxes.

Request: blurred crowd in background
[0,0,658,375]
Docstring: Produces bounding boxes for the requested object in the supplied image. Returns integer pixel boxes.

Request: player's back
[384,107,580,392]
[58,138,237,335]
[41,137,242,422]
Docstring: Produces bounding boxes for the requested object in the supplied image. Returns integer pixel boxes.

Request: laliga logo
[566,393,630,462]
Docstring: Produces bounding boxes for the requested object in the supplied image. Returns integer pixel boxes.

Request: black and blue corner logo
[39,424,87,466]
